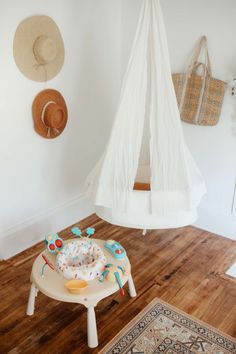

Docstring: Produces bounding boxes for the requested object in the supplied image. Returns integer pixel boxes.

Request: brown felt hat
[32,89,68,139]
[13,15,64,82]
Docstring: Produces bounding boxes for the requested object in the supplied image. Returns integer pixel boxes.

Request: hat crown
[44,103,65,130]
[33,35,57,65]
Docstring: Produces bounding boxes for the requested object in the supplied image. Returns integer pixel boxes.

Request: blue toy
[45,234,64,255]
[104,240,126,260]
[99,264,126,296]
[86,227,95,237]
[71,226,95,238]
[71,227,83,237]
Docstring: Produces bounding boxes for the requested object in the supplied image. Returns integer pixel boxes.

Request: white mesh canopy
[86,0,206,228]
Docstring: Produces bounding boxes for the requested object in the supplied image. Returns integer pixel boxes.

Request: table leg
[26,283,37,316]
[128,274,137,298]
[142,229,147,236]
[87,306,98,348]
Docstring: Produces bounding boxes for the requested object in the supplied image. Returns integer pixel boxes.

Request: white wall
[1,0,236,259]
[0,0,121,258]
[121,0,236,239]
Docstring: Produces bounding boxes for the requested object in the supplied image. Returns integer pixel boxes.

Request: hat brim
[13,15,64,82]
[32,89,68,139]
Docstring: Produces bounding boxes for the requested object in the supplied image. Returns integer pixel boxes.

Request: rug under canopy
[86,0,206,229]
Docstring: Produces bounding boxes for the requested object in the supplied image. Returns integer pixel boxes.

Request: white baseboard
[226,262,236,278]
[0,194,94,260]
[1,199,235,260]
[194,207,236,241]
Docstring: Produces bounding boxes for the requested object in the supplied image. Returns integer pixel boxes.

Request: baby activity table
[26,239,137,348]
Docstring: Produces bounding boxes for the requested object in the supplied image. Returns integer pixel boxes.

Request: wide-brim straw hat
[32,89,68,139]
[13,15,64,82]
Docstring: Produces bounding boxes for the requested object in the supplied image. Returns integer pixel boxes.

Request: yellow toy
[99,264,126,296]
[65,279,88,294]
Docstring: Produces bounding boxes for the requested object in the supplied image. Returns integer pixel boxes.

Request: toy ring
[56,240,106,281]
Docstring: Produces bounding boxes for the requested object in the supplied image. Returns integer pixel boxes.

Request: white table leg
[142,229,147,236]
[128,274,137,298]
[87,306,98,348]
[26,283,37,316]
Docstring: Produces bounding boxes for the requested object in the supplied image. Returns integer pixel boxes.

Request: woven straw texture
[172,36,226,126]
[172,73,226,125]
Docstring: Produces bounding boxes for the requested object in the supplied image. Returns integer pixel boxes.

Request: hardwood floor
[0,214,236,353]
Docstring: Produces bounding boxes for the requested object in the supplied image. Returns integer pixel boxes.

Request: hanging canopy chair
[86,0,206,230]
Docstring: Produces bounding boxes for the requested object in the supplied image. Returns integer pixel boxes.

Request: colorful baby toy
[104,240,127,260]
[65,279,88,294]
[71,227,96,238]
[42,228,128,298]
[45,234,64,254]
[99,264,126,296]
[41,254,56,277]
[56,239,106,281]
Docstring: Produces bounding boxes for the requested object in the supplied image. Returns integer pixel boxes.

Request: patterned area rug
[100,298,236,354]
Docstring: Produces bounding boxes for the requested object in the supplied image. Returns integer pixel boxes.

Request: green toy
[71,227,95,238]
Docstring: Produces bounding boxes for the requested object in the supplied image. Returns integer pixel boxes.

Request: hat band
[41,101,60,137]
[41,101,56,126]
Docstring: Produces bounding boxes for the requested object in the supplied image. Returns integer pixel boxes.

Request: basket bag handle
[179,36,212,124]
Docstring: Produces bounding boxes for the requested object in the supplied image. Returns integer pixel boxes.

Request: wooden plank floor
[0,214,236,353]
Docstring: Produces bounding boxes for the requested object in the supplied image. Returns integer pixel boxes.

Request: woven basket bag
[172,36,226,126]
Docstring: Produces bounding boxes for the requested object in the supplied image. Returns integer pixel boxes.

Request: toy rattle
[99,264,126,296]
[45,234,64,254]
